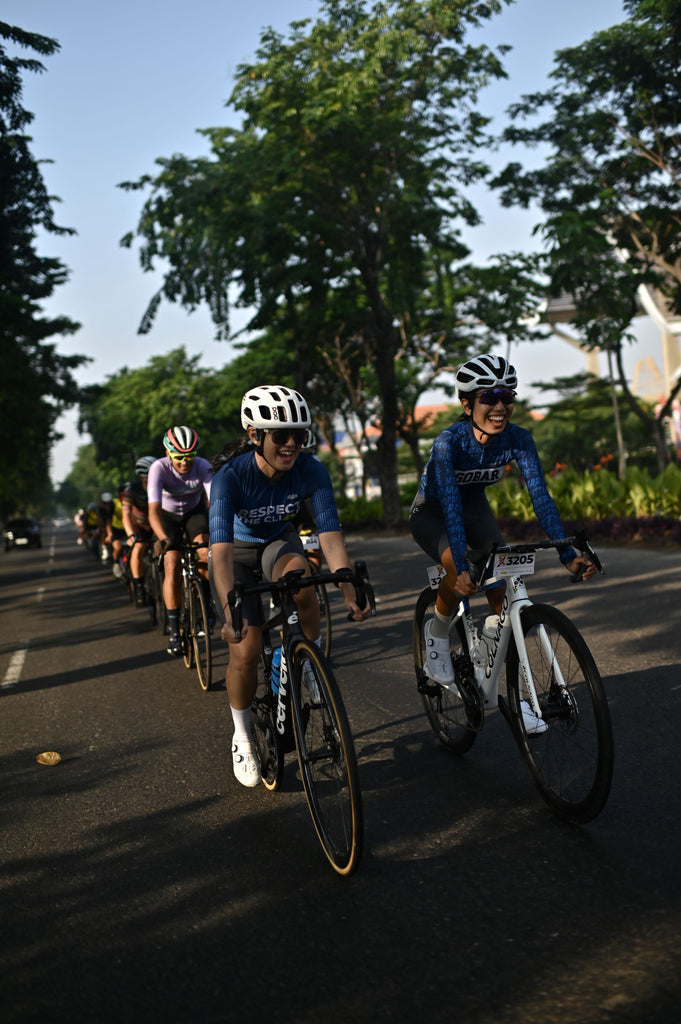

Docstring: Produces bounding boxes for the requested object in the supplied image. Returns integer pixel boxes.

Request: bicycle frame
[439,533,603,722]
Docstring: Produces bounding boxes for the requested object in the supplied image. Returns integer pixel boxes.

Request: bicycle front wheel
[189,579,212,691]
[413,587,477,754]
[251,654,284,791]
[309,562,332,658]
[506,603,613,823]
[289,640,363,876]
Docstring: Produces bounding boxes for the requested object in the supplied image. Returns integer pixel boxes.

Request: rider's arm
[211,540,244,640]
[147,502,168,546]
[121,498,136,540]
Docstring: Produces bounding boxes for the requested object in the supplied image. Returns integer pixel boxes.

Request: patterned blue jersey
[209,450,340,544]
[415,419,575,571]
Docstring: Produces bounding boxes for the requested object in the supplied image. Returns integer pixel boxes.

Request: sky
[5,0,659,484]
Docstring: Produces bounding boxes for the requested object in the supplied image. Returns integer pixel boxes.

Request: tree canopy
[120,0,527,523]
[492,0,681,468]
[0,21,86,516]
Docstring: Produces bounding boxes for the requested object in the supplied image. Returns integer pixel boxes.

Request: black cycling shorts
[409,496,504,565]
[210,523,306,626]
[159,501,209,549]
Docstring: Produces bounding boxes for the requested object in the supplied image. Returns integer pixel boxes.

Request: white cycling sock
[230,705,252,744]
[430,607,454,639]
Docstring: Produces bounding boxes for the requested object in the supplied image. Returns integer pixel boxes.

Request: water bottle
[271,646,282,694]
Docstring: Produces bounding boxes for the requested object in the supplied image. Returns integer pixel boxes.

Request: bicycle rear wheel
[153,560,167,635]
[413,587,477,754]
[289,640,363,876]
[506,603,613,823]
[309,562,332,658]
[251,655,284,791]
[190,579,212,691]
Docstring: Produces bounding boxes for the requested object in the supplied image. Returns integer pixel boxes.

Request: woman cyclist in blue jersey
[410,355,596,722]
[209,385,372,789]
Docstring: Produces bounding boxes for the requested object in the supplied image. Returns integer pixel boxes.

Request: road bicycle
[298,528,332,657]
[163,540,213,691]
[228,560,376,876]
[413,533,613,823]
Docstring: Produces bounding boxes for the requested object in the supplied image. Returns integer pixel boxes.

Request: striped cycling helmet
[455,355,518,397]
[241,385,311,430]
[135,455,156,476]
[163,426,200,455]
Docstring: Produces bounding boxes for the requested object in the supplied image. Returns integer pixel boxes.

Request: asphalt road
[2,526,681,1024]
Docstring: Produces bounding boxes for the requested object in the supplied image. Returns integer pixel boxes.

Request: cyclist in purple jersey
[148,426,213,656]
[210,385,372,788]
[410,355,596,693]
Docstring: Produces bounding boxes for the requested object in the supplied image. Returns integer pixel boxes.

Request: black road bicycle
[228,560,375,876]
[160,540,213,691]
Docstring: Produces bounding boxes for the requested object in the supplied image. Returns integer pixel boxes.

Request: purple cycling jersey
[209,450,340,544]
[147,456,213,515]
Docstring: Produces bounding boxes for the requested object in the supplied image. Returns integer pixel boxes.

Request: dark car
[3,516,42,551]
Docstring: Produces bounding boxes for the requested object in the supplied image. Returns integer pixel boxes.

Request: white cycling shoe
[520,700,549,735]
[232,740,262,788]
[423,620,455,685]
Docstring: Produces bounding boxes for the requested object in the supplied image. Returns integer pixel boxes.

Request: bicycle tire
[413,587,477,754]
[289,640,363,876]
[309,561,332,658]
[251,654,284,791]
[181,584,194,670]
[506,603,613,823]
[190,579,212,691]
[144,558,157,627]
[153,560,167,635]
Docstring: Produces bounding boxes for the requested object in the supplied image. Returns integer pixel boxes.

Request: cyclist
[409,354,596,727]
[147,426,213,656]
[209,385,372,788]
[120,455,156,606]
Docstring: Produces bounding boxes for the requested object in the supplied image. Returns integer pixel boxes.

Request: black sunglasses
[268,428,307,446]
[477,388,516,406]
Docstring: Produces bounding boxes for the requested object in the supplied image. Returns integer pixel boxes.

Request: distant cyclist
[209,385,372,788]
[120,455,156,606]
[409,354,595,726]
[147,427,213,656]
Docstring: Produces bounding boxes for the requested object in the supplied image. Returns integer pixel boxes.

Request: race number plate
[427,564,446,590]
[300,533,320,551]
[493,551,535,577]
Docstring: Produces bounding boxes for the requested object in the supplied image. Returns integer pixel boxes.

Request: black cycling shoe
[167,631,182,656]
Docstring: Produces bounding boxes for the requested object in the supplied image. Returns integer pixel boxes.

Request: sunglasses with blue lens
[477,388,516,406]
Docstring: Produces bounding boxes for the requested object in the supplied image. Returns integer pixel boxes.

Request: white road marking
[2,647,27,688]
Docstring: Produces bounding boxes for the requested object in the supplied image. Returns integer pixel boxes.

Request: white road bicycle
[413,534,613,823]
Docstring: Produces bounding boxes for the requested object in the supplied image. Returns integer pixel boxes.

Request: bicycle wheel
[289,639,363,876]
[144,557,157,626]
[251,655,284,791]
[181,586,194,670]
[506,603,613,823]
[310,562,332,658]
[190,579,212,691]
[413,587,478,754]
[153,561,167,635]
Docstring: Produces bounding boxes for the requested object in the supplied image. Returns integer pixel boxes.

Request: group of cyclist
[76,357,595,790]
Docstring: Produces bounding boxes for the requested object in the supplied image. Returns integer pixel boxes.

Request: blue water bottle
[271,647,282,694]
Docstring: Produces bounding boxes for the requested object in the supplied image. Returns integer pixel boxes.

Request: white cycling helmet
[455,354,518,397]
[135,455,156,476]
[241,385,311,430]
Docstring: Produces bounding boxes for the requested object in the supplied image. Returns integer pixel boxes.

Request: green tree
[120,0,515,524]
[493,0,681,470]
[0,21,86,516]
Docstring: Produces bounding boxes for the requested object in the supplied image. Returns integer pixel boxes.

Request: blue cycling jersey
[415,419,576,572]
[209,450,340,544]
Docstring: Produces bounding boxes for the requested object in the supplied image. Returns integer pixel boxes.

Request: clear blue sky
[5,0,650,483]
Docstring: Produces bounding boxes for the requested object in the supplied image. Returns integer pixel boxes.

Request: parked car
[3,516,42,551]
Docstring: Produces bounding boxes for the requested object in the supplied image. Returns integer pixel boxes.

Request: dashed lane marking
[2,647,27,688]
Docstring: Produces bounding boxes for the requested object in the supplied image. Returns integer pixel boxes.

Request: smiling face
[462,387,515,442]
[249,426,304,476]
[169,454,195,476]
